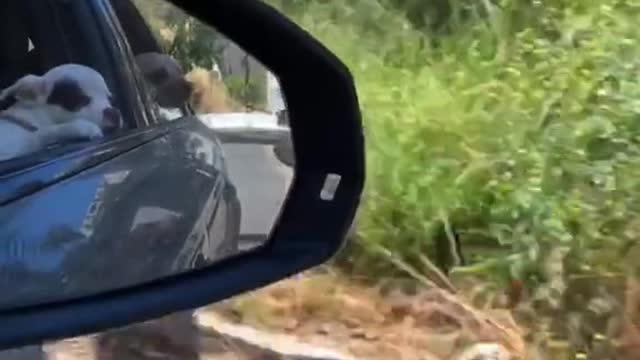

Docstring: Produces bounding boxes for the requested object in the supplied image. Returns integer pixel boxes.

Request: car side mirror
[0,0,363,349]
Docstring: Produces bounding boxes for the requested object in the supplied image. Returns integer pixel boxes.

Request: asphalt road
[220,143,293,251]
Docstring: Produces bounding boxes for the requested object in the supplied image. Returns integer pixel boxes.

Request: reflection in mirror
[0,0,293,310]
[129,0,295,265]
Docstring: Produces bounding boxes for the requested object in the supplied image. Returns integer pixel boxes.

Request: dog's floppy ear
[0,75,47,103]
[135,52,194,107]
[155,78,194,108]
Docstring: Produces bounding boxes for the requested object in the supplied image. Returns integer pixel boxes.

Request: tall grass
[265,0,640,289]
[262,3,640,354]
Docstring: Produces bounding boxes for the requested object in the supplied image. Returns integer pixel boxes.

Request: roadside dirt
[43,324,249,360]
[211,272,525,360]
[8,271,528,360]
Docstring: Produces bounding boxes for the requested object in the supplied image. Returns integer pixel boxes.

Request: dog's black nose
[102,106,121,131]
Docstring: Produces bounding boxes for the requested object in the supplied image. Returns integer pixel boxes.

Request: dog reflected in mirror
[134,52,193,109]
[0,64,121,161]
[134,53,246,114]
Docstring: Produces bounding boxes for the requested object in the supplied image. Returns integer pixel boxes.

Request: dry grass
[211,270,526,360]
[210,269,640,360]
[186,67,245,114]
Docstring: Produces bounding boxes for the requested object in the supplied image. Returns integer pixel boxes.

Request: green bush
[224,76,267,110]
[265,0,640,289]
[133,0,225,70]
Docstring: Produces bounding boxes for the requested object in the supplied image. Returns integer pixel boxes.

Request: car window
[0,0,131,169]
[0,3,46,89]
[109,0,187,122]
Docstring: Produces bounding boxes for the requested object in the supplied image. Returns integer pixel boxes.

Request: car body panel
[199,112,290,145]
[0,117,239,310]
[0,0,241,312]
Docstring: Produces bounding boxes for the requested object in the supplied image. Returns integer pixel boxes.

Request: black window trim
[91,0,156,129]
[98,0,190,127]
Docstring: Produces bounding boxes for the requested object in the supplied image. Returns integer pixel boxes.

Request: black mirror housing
[0,0,364,349]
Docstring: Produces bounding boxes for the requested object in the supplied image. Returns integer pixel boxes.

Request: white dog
[0,64,121,161]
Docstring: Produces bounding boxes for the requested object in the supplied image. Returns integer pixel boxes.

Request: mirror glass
[132,0,295,251]
[0,0,293,309]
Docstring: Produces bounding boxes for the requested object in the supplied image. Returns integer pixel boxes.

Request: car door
[0,0,232,310]
[103,0,242,262]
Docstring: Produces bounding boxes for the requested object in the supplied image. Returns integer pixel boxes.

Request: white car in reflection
[198,112,294,167]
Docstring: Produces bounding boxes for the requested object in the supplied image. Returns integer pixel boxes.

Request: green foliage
[264,0,640,292]
[133,0,225,70]
[225,76,267,110]
[166,16,225,71]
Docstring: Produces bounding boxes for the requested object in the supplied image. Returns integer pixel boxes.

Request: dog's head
[0,64,121,131]
[135,52,193,108]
